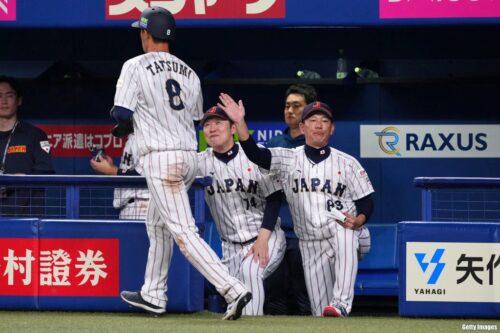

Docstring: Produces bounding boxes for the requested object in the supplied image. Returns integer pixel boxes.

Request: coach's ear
[330,122,335,135]
[230,123,236,135]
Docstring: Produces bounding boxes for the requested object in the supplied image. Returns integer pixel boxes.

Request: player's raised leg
[144,151,251,318]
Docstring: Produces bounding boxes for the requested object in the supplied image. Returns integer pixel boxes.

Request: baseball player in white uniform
[90,133,150,219]
[219,94,375,317]
[113,7,251,320]
[113,134,150,219]
[197,106,286,315]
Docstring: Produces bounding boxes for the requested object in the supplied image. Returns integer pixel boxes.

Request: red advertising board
[37,125,125,158]
[106,0,286,20]
[0,238,120,296]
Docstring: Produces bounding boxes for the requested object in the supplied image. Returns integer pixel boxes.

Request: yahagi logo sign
[360,125,500,158]
[406,242,500,302]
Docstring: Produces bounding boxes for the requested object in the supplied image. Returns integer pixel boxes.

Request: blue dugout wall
[1,14,499,226]
[16,79,500,225]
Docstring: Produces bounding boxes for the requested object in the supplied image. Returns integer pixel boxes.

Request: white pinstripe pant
[140,151,247,309]
[299,223,359,316]
[222,227,286,315]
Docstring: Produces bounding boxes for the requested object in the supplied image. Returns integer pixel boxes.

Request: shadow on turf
[350,296,399,317]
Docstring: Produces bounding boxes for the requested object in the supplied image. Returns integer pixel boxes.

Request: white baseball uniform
[268,145,374,316]
[197,144,286,315]
[113,133,150,220]
[114,51,248,309]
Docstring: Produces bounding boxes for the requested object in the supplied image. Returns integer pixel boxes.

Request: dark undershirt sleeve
[239,135,272,170]
[354,194,374,223]
[261,190,282,231]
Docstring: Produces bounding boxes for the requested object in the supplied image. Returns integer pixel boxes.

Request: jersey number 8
[166,79,185,111]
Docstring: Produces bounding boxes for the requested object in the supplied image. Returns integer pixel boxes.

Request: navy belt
[221,236,258,246]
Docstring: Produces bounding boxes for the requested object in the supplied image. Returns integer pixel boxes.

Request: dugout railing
[0,174,211,312]
[414,177,500,222]
[0,174,211,220]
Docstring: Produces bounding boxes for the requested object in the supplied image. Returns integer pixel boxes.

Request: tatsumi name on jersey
[145,60,193,79]
[205,178,258,195]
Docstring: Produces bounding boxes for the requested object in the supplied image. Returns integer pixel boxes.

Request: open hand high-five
[218,93,246,124]
[217,93,251,141]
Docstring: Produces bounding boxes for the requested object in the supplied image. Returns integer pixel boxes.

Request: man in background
[90,132,149,220]
[264,84,316,315]
[0,75,54,217]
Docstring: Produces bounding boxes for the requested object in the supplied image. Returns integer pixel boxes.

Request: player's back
[123,52,203,155]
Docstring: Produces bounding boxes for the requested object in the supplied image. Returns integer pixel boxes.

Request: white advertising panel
[406,242,500,302]
[361,125,500,158]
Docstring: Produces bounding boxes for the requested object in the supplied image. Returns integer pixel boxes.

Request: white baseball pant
[140,150,247,308]
[222,226,286,315]
[299,222,359,316]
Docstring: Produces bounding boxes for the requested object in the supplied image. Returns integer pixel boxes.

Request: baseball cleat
[120,290,166,315]
[222,291,252,320]
[323,304,348,317]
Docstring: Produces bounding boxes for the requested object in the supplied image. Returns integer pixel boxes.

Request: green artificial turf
[1,311,498,333]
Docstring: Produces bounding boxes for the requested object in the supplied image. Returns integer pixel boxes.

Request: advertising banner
[0,0,16,21]
[198,121,283,151]
[106,0,285,20]
[380,0,500,19]
[399,222,500,318]
[37,125,125,158]
[0,238,119,297]
[360,125,500,158]
[406,242,500,303]
[1,0,498,27]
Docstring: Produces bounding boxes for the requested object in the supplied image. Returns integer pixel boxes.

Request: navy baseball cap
[132,6,175,41]
[301,101,334,122]
[200,106,231,126]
